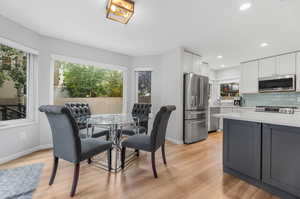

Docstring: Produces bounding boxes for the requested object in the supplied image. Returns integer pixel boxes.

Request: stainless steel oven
[258,75,296,93]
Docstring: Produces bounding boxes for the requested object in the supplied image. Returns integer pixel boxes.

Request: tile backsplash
[242,92,300,107]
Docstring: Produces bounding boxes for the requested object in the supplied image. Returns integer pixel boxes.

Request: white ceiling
[0,0,300,69]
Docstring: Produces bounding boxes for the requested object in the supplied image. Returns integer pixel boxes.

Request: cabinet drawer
[184,120,207,143]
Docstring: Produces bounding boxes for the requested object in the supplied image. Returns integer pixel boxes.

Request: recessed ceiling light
[217,55,223,59]
[240,2,252,11]
[220,65,225,68]
[260,42,269,47]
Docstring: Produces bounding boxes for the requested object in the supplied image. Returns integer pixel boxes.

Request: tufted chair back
[65,103,91,129]
[150,105,176,151]
[132,103,152,131]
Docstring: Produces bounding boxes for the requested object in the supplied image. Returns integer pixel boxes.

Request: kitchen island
[215,112,300,199]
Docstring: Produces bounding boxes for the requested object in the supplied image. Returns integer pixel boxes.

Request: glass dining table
[86,113,140,172]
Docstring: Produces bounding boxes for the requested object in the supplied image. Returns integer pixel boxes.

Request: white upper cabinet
[193,55,202,75]
[200,62,209,77]
[258,53,296,77]
[183,51,193,73]
[259,57,276,78]
[296,53,300,91]
[240,61,259,93]
[276,53,296,75]
[183,51,208,76]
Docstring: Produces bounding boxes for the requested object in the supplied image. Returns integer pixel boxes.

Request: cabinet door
[259,57,276,77]
[221,107,233,113]
[297,53,300,91]
[192,55,201,75]
[223,119,261,180]
[183,52,193,73]
[276,54,296,75]
[262,124,300,197]
[240,61,259,93]
[209,107,220,131]
[201,62,209,77]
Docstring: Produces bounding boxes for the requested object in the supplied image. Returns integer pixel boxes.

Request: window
[220,82,239,100]
[53,60,125,114]
[0,43,35,122]
[135,71,152,104]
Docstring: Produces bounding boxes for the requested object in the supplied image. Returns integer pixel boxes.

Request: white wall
[0,15,42,163]
[215,66,241,81]
[160,48,184,144]
[131,55,162,131]
[213,66,241,104]
[38,36,132,146]
[131,49,184,144]
[0,14,192,163]
[0,14,133,163]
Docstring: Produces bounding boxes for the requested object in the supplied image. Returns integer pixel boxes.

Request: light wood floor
[0,132,279,199]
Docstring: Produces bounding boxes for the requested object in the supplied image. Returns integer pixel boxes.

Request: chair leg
[87,158,92,164]
[49,156,59,185]
[161,144,167,165]
[121,147,126,169]
[107,148,112,172]
[135,149,140,157]
[151,152,158,178]
[70,163,80,197]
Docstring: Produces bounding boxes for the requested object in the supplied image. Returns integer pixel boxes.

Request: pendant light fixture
[106,0,135,24]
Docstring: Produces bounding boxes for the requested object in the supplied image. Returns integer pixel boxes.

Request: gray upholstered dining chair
[65,102,109,139]
[39,105,113,197]
[121,105,176,178]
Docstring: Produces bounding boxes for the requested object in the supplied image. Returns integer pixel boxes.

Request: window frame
[0,37,39,129]
[133,68,153,104]
[218,78,240,102]
[50,54,129,113]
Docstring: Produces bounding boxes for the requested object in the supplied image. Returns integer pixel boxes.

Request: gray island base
[223,118,300,199]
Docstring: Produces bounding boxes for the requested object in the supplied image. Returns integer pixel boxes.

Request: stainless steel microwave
[258,75,296,93]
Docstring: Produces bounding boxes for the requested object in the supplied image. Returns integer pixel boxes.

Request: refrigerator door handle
[187,111,207,114]
[188,120,206,125]
[191,96,194,107]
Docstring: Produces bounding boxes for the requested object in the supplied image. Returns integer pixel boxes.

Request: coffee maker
[234,96,242,106]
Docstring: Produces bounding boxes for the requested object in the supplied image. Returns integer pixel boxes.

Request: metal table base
[91,147,138,172]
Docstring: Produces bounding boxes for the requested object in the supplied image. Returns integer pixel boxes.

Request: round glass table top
[87,114,136,126]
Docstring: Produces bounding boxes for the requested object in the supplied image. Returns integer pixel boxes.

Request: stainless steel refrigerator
[183,73,209,144]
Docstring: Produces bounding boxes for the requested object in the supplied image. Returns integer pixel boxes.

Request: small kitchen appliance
[233,96,242,106]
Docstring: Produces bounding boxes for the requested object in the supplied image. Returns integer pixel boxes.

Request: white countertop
[214,111,300,128]
[209,105,255,109]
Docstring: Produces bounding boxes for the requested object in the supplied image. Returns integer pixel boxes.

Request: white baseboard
[39,144,53,150]
[0,144,53,165]
[0,146,41,165]
[0,138,184,165]
[166,137,183,144]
